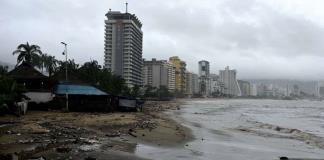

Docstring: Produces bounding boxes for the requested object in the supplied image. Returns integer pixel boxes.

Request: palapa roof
[8,62,47,79]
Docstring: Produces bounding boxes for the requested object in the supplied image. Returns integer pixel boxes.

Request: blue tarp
[54,84,108,96]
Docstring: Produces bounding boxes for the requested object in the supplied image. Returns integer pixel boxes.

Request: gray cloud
[1,0,324,80]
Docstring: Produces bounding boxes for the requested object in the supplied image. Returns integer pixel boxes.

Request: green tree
[157,85,173,100]
[98,69,127,95]
[130,85,141,97]
[56,59,79,74]
[144,85,157,98]
[78,60,102,85]
[12,42,42,66]
[42,54,58,77]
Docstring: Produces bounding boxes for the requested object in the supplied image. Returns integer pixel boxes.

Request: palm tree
[12,42,42,66]
[42,54,58,77]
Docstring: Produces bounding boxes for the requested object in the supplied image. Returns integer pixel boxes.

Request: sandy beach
[0,100,192,159]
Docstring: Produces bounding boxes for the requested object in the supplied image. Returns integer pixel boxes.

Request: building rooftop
[105,11,142,28]
[54,84,108,96]
[8,62,47,79]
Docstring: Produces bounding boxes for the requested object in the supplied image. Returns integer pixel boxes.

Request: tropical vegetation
[12,42,42,66]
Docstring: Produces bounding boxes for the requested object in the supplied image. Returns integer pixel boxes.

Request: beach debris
[128,129,137,138]
[105,132,121,137]
[136,121,157,130]
[56,146,72,153]
[28,156,46,160]
[79,144,100,152]
[0,153,18,160]
[84,156,96,160]
[176,126,180,130]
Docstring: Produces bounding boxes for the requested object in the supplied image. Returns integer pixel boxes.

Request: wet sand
[0,100,192,159]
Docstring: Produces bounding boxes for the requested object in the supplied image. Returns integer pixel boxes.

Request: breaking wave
[235,121,324,149]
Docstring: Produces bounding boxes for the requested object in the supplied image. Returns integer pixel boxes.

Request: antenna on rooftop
[125,2,128,13]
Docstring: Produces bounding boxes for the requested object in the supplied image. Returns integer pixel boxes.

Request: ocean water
[135,99,324,160]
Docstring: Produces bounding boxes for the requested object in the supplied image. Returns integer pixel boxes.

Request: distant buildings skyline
[102,7,321,98]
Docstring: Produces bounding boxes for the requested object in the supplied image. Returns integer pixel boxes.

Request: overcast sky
[1,0,324,80]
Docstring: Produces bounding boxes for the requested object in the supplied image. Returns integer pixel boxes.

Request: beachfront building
[185,71,193,96]
[238,80,251,97]
[191,73,199,94]
[169,56,186,94]
[167,62,176,92]
[8,62,54,105]
[210,74,221,95]
[142,58,168,89]
[317,81,324,98]
[104,10,143,87]
[219,66,241,96]
[198,60,210,96]
[250,84,258,96]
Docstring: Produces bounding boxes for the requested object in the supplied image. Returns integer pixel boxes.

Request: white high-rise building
[104,10,143,87]
[191,73,199,94]
[317,81,324,98]
[185,71,193,96]
[250,84,258,96]
[219,66,241,96]
[167,62,176,92]
[142,59,168,88]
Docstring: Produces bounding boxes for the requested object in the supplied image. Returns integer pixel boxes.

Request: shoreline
[129,100,192,147]
[0,100,192,159]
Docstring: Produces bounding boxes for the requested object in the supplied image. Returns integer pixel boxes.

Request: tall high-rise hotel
[104,7,143,87]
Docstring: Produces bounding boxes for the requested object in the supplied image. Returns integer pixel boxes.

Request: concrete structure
[238,80,251,97]
[219,66,241,96]
[142,58,168,89]
[191,73,199,94]
[104,10,143,87]
[292,84,300,96]
[169,56,186,93]
[198,60,210,96]
[185,71,193,96]
[167,62,176,92]
[250,84,258,96]
[210,74,221,95]
[198,60,210,77]
[317,81,324,98]
[257,84,275,97]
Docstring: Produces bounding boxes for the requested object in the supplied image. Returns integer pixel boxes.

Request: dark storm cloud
[0,0,324,80]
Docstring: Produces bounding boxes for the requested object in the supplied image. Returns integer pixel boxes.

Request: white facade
[250,84,258,96]
[185,71,193,96]
[191,73,199,94]
[219,66,241,96]
[167,62,176,92]
[317,81,324,98]
[104,11,143,87]
[142,59,168,89]
[24,92,53,103]
[210,74,220,94]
